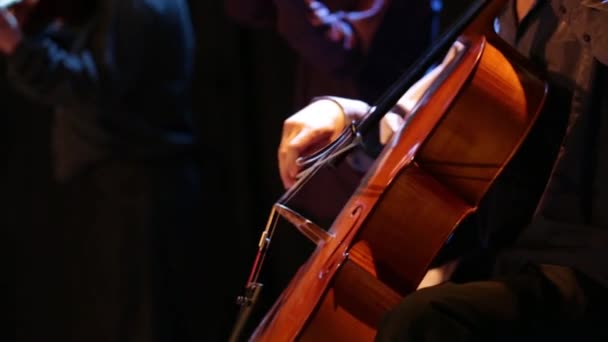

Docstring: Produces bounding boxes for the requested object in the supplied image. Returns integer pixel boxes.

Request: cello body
[247,1,548,340]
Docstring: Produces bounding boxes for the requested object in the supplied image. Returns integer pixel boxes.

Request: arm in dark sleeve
[5,0,162,108]
[109,1,195,92]
[552,0,608,65]
[6,22,100,107]
[224,0,277,28]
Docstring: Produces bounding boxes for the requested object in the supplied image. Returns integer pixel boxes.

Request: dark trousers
[49,157,209,342]
[375,264,607,342]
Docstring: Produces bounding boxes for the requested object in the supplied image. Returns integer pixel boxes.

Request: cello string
[279,129,363,205]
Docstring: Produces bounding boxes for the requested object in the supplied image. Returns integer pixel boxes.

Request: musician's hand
[278,99,348,189]
[0,9,22,55]
[277,96,372,188]
[378,41,467,145]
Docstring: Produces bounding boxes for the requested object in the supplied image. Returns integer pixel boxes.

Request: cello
[233,0,549,340]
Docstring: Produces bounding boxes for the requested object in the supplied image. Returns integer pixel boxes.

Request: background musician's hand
[0,8,22,54]
[377,41,467,145]
[278,99,348,189]
[379,112,405,145]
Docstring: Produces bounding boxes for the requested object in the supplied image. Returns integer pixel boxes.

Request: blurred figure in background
[225,0,439,108]
[1,0,208,341]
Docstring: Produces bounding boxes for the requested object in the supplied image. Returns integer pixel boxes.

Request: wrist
[310,95,369,129]
[310,96,351,130]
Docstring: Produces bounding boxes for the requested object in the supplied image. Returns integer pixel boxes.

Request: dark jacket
[7,0,197,181]
[486,0,608,288]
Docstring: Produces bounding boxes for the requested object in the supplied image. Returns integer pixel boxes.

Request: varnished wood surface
[249,1,549,339]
